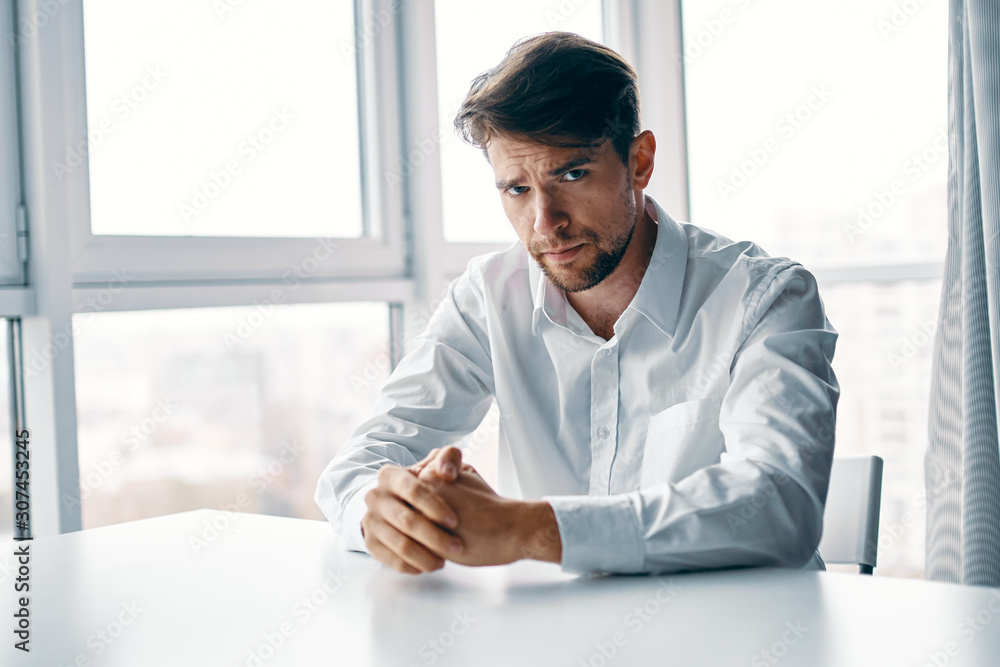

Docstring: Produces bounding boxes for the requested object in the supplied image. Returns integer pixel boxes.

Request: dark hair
[454,32,641,166]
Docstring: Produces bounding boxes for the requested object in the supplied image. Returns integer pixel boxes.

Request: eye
[563,169,587,182]
[506,185,529,196]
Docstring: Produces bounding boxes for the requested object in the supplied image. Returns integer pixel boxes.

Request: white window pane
[823,280,939,578]
[81,0,363,238]
[682,0,947,267]
[73,303,389,528]
[435,0,604,243]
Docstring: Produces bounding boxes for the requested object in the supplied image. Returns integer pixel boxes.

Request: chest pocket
[639,396,725,490]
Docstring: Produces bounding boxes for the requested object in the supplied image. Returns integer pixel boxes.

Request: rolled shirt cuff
[542,493,645,574]
[338,480,379,553]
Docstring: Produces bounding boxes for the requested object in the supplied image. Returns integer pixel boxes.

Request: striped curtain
[926,0,1000,587]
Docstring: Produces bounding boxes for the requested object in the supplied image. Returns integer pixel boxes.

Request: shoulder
[674,220,822,330]
[681,220,793,278]
[458,241,532,297]
[679,220,808,294]
[467,241,529,277]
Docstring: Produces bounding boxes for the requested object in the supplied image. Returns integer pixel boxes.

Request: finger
[381,466,459,529]
[376,519,448,573]
[420,461,483,489]
[366,533,423,575]
[426,445,463,482]
[363,513,423,574]
[409,447,458,482]
[408,448,442,475]
[380,494,463,560]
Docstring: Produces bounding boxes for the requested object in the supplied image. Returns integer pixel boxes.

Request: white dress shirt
[315,195,839,575]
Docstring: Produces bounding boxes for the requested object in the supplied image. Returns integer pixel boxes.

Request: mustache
[530,230,598,255]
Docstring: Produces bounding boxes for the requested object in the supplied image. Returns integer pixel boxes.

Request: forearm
[514,501,563,564]
[544,459,826,575]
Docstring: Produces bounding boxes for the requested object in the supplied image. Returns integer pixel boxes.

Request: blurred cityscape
[72,303,390,528]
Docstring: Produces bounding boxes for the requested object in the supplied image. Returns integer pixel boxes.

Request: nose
[532,190,568,237]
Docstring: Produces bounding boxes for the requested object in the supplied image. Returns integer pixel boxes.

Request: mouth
[543,244,584,263]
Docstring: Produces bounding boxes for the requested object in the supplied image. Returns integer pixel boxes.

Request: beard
[529,182,638,293]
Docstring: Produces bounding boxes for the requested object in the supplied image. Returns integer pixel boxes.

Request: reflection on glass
[435,0,604,243]
[82,0,362,237]
[73,303,388,528]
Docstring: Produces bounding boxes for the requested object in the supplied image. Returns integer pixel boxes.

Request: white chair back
[818,455,884,574]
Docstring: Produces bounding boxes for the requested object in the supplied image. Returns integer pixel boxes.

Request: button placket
[589,345,621,495]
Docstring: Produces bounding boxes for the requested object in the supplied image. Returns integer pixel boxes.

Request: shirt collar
[529,195,688,337]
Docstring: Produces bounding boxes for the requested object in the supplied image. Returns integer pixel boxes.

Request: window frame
[51,0,410,285]
[0,0,25,286]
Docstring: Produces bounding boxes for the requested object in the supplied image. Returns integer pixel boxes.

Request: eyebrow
[494,156,594,191]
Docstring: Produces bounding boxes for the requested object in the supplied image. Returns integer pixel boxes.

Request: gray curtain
[926,0,1000,587]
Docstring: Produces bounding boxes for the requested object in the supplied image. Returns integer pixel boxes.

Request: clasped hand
[360,446,561,574]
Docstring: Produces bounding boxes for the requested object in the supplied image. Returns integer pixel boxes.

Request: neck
[566,201,658,340]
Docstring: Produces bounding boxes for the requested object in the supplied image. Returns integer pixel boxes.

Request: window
[69,0,406,283]
[682,0,946,269]
[434,0,604,243]
[81,0,363,239]
[682,0,948,577]
[17,0,418,535]
[72,303,390,528]
[18,0,949,579]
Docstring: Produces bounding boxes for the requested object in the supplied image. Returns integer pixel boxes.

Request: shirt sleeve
[544,263,839,574]
[314,267,496,553]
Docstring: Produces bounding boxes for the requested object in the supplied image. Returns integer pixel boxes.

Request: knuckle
[398,541,418,560]
[396,507,417,531]
[427,537,449,555]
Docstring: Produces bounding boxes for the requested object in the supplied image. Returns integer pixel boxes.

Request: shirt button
[603,348,612,356]
[598,427,610,439]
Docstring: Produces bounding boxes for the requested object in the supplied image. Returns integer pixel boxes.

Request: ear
[629,130,656,190]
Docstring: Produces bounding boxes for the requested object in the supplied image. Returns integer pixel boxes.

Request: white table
[7,510,1000,666]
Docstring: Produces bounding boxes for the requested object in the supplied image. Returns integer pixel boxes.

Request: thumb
[430,445,463,482]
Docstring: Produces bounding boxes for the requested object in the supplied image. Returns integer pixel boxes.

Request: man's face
[487,134,638,293]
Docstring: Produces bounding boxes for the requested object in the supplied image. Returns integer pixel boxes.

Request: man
[315,32,838,576]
